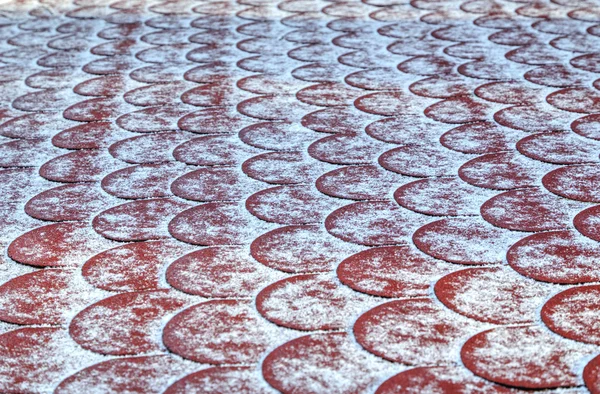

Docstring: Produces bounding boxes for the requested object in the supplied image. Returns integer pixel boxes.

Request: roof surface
[0,0,600,392]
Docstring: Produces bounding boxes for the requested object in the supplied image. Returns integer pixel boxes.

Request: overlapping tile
[1,0,600,391]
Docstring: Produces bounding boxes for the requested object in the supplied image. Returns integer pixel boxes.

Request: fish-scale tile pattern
[0,0,599,392]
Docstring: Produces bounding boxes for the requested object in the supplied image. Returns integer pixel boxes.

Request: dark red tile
[250,224,358,273]
[409,75,476,99]
[398,55,456,76]
[474,81,541,105]
[163,300,280,364]
[171,166,260,202]
[365,115,446,145]
[169,202,271,246]
[56,355,195,394]
[543,164,600,202]
[165,367,269,394]
[166,246,280,297]
[309,133,388,165]
[338,245,455,298]
[326,201,428,246]
[52,122,127,150]
[547,87,600,114]
[0,112,73,140]
[574,205,600,241]
[394,177,494,216]
[125,81,193,107]
[257,273,372,331]
[379,144,464,177]
[584,355,600,394]
[70,290,188,355]
[425,95,491,124]
[13,89,73,112]
[507,230,600,284]
[239,121,318,151]
[354,298,483,364]
[0,328,95,393]
[178,106,252,134]
[93,198,191,241]
[572,114,600,140]
[242,151,325,184]
[263,333,394,394]
[355,91,425,116]
[517,131,600,164]
[413,217,520,265]
[237,94,313,122]
[440,121,521,154]
[542,285,600,345]
[0,268,99,325]
[435,266,554,324]
[117,105,191,132]
[505,43,564,65]
[481,187,580,232]
[8,222,114,268]
[101,162,187,199]
[571,53,600,73]
[524,64,587,87]
[246,185,333,225]
[73,75,127,97]
[345,67,409,91]
[316,164,400,200]
[459,151,548,190]
[297,82,362,107]
[82,240,190,292]
[40,150,119,183]
[110,131,192,164]
[64,97,128,122]
[376,366,514,394]
[181,80,244,107]
[25,183,111,221]
[461,326,593,389]
[301,106,372,134]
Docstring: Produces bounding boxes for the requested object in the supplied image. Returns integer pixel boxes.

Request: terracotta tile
[0,328,103,393]
[1,0,600,390]
[338,245,456,298]
[82,240,191,292]
[376,366,515,394]
[250,224,359,273]
[326,201,429,246]
[166,246,281,297]
[413,217,521,265]
[263,333,396,394]
[481,187,582,232]
[69,290,189,355]
[507,230,600,284]
[435,266,556,324]
[165,366,273,394]
[169,202,272,245]
[56,355,198,394]
[93,198,191,242]
[163,300,286,364]
[354,298,485,365]
[25,183,113,221]
[543,164,600,202]
[461,326,594,389]
[257,273,374,330]
[101,162,188,199]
